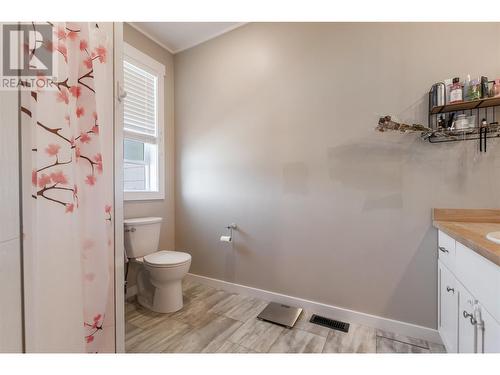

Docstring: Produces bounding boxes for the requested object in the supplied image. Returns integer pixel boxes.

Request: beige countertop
[432,209,500,267]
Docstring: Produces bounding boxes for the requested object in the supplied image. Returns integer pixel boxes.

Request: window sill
[124,191,165,201]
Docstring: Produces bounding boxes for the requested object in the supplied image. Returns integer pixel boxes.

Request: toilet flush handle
[125,227,136,233]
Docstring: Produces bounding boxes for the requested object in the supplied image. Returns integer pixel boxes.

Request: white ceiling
[129,22,245,54]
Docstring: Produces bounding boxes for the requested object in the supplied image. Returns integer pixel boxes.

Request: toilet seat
[144,250,191,268]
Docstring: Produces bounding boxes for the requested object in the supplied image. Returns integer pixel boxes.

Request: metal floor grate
[309,314,350,333]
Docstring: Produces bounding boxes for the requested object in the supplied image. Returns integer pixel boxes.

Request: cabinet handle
[446,286,455,294]
[439,246,449,253]
[463,310,477,325]
[473,305,485,354]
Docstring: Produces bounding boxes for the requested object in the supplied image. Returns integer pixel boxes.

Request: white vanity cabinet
[478,302,500,353]
[437,230,500,353]
[438,262,458,353]
[457,283,476,353]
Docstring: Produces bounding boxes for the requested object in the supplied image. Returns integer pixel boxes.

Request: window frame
[123,43,166,201]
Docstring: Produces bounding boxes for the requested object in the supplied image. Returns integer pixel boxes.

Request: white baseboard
[185,273,442,344]
[126,285,137,300]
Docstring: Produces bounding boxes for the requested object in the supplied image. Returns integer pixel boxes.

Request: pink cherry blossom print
[56,43,68,62]
[79,39,88,51]
[67,30,78,41]
[79,132,91,144]
[69,85,81,98]
[44,40,54,52]
[45,144,61,157]
[50,171,68,185]
[104,204,112,221]
[91,314,103,329]
[76,106,85,118]
[83,57,93,69]
[85,175,96,186]
[57,89,69,104]
[95,46,107,63]
[93,153,103,173]
[22,23,113,352]
[56,27,67,40]
[37,173,51,188]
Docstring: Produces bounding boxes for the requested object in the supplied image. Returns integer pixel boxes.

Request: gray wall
[174,23,500,328]
[123,23,175,289]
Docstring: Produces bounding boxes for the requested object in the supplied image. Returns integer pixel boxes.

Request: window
[123,44,165,200]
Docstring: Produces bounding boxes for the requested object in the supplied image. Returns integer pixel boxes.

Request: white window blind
[123,43,165,201]
[123,60,157,137]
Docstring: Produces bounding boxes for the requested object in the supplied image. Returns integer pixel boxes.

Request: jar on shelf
[467,79,481,101]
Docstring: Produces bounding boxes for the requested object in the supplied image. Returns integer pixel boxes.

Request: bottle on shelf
[437,114,446,130]
[463,74,471,100]
[444,78,452,104]
[449,77,463,103]
[481,76,489,99]
[493,79,500,98]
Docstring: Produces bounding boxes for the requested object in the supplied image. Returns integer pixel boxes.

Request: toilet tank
[124,217,163,259]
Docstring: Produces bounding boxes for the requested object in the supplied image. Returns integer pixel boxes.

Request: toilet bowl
[124,217,191,313]
[137,251,191,313]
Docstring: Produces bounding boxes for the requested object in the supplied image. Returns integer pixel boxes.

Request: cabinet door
[477,303,500,353]
[438,231,456,272]
[438,261,458,353]
[458,283,477,353]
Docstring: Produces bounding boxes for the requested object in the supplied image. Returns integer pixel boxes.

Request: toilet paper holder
[220,223,237,243]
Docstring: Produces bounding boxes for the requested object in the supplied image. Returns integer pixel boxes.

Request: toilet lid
[144,251,191,267]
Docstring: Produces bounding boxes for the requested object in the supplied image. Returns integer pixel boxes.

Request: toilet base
[137,278,184,313]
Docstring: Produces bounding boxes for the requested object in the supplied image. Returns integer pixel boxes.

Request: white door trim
[113,21,126,353]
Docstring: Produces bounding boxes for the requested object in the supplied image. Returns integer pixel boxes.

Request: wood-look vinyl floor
[125,280,446,354]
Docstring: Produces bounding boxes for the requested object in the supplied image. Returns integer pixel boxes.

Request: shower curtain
[20,22,115,352]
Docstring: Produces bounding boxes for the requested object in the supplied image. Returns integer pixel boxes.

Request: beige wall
[174,23,500,328]
[123,23,175,289]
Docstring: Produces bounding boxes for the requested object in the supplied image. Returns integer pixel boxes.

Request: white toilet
[124,217,191,313]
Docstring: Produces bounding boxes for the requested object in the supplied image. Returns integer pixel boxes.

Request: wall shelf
[430,96,500,115]
[421,123,500,145]
[377,88,500,153]
[426,85,500,150]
